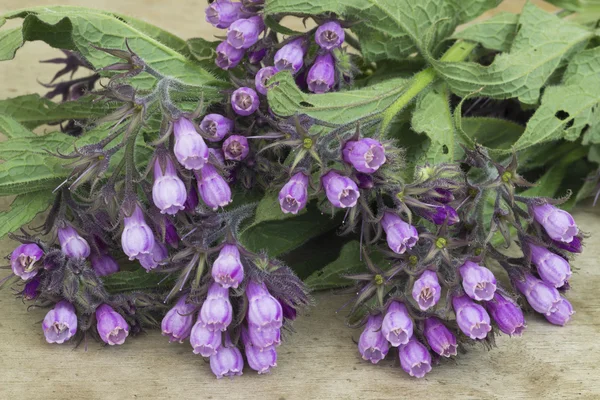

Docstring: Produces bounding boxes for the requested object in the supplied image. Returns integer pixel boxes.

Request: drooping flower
[532,203,578,243]
[227,16,264,49]
[162,296,196,343]
[173,117,209,170]
[399,338,432,378]
[307,53,336,94]
[545,297,574,326]
[424,205,460,226]
[248,48,267,64]
[514,273,562,316]
[553,236,582,253]
[191,319,222,356]
[42,301,78,344]
[210,345,244,378]
[411,270,441,311]
[484,293,526,336]
[321,171,360,208]
[215,40,245,70]
[205,0,242,29]
[242,329,277,374]
[278,172,309,214]
[231,87,260,116]
[211,244,244,289]
[381,212,418,254]
[248,324,281,349]
[10,243,43,280]
[255,66,278,95]
[342,138,386,173]
[315,21,345,50]
[96,304,130,346]
[381,301,413,347]
[138,241,168,271]
[196,164,233,210]
[152,157,187,215]
[58,225,90,258]
[459,261,497,301]
[246,281,283,331]
[423,317,458,357]
[222,135,250,161]
[529,244,572,288]
[274,39,305,74]
[358,314,389,364]
[22,278,41,300]
[90,253,120,277]
[452,295,492,340]
[200,114,234,142]
[200,283,233,332]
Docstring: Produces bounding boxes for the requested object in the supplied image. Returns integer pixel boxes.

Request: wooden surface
[1,1,599,399]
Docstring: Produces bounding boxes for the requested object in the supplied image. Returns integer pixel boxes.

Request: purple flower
[356,173,374,189]
[161,296,196,343]
[200,114,234,142]
[205,0,242,29]
[342,138,386,174]
[196,164,232,210]
[307,53,336,94]
[90,253,119,277]
[248,325,281,349]
[425,205,460,226]
[545,297,574,326]
[227,16,264,49]
[184,185,199,213]
[255,66,278,95]
[553,236,582,253]
[278,298,297,321]
[423,317,457,357]
[321,171,360,208]
[222,135,250,161]
[215,40,245,70]
[231,87,260,116]
[434,188,454,203]
[274,39,305,74]
[42,301,78,344]
[532,203,578,243]
[96,304,130,346]
[173,117,209,170]
[22,278,40,300]
[459,261,497,301]
[529,244,572,288]
[121,205,155,260]
[243,333,278,374]
[190,319,222,356]
[278,172,309,214]
[165,219,180,248]
[11,243,43,280]
[138,241,168,271]
[58,225,90,259]
[212,244,244,289]
[411,270,441,311]
[399,338,432,378]
[315,21,345,50]
[209,148,226,166]
[248,48,267,64]
[210,346,244,378]
[152,158,186,215]
[381,301,413,347]
[200,283,233,331]
[246,281,283,331]
[358,314,389,364]
[381,212,419,254]
[485,293,526,336]
[452,295,492,340]
[514,273,562,316]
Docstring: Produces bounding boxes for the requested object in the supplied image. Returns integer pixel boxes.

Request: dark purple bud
[191,318,222,356]
[399,338,432,378]
[545,297,574,326]
[42,301,78,344]
[164,219,180,248]
[205,0,242,29]
[307,53,336,94]
[200,114,234,142]
[514,273,562,316]
[246,281,283,331]
[152,158,186,215]
[22,278,41,300]
[315,21,345,50]
[452,295,492,340]
[423,317,457,357]
[196,164,233,210]
[355,173,374,189]
[231,87,260,116]
[485,293,526,336]
[381,301,413,347]
[11,243,43,280]
[162,296,196,343]
[184,186,199,213]
[529,244,572,288]
[212,244,244,289]
[553,236,582,253]
[459,261,497,301]
[121,205,155,260]
[411,270,441,311]
[248,48,267,64]
[425,205,460,226]
[209,148,226,166]
[274,39,305,74]
[137,240,168,271]
[358,314,389,364]
[173,117,209,170]
[278,298,297,321]
[200,283,233,331]
[248,325,281,349]
[381,212,419,254]
[321,171,360,208]
[242,329,278,374]
[91,253,120,277]
[342,138,386,173]
[58,225,90,259]
[96,304,130,346]
[278,172,309,214]
[255,66,278,95]
[433,188,455,203]
[222,135,250,161]
[210,346,244,378]
[215,40,245,70]
[227,16,264,49]
[532,203,578,243]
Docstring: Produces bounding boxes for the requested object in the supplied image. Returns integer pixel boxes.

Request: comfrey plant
[0,0,598,380]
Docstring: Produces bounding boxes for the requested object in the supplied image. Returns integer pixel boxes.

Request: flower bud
[210,346,244,378]
[356,173,374,189]
[164,219,180,247]
[381,212,418,254]
[22,278,41,300]
[423,317,457,357]
[315,21,345,50]
[358,314,389,364]
[274,39,305,74]
[121,205,155,260]
[196,164,233,210]
[222,135,250,161]
[184,186,199,213]
[212,244,244,289]
[278,172,309,214]
[162,296,196,343]
[243,331,278,374]
[307,53,335,94]
[529,244,571,288]
[399,338,432,378]
[411,270,441,311]
[42,300,78,344]
[152,158,186,215]
[215,40,245,70]
[545,297,574,326]
[514,273,562,316]
[248,48,267,64]
[248,325,281,349]
[58,225,90,259]
[200,114,234,142]
[532,203,578,243]
[381,301,413,347]
[190,319,222,356]
[246,281,283,331]
[425,205,460,226]
[11,243,43,280]
[96,304,130,345]
[452,295,492,340]
[205,0,242,29]
[255,66,278,95]
[91,253,119,277]
[231,87,260,116]
[321,171,360,208]
[200,283,233,331]
[459,261,497,301]
[138,241,168,271]
[342,138,386,173]
[227,16,264,49]
[485,293,526,336]
[433,188,455,203]
[173,117,209,170]
[278,298,297,321]
[553,236,582,253]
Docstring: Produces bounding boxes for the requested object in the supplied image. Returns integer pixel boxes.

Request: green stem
[380,41,477,132]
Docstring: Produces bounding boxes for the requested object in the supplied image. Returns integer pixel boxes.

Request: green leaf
[304,240,363,291]
[453,12,518,52]
[0,115,35,139]
[432,3,592,104]
[545,0,600,13]
[186,38,228,80]
[101,269,174,294]
[461,116,524,149]
[0,27,23,61]
[0,190,52,238]
[0,152,66,196]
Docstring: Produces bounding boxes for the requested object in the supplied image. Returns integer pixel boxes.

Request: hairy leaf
[101,269,174,294]
[0,191,52,238]
[0,115,35,139]
[0,27,23,61]
[453,12,518,52]
[461,116,524,149]
[304,240,362,290]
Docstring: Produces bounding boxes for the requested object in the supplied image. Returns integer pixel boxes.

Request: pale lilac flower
[173,117,209,170]
[196,164,232,210]
[274,39,305,74]
[245,342,277,374]
[42,301,78,344]
[423,317,457,357]
[200,283,233,331]
[358,314,389,364]
[138,241,168,271]
[90,253,119,277]
[96,304,130,346]
[484,293,526,336]
[212,244,244,289]
[152,157,186,215]
[222,135,249,161]
[459,261,497,301]
[532,203,578,243]
[231,87,260,116]
[227,16,264,49]
[381,302,413,347]
[452,295,492,340]
[321,171,360,208]
[215,40,245,70]
[191,319,222,356]
[255,66,278,95]
[210,346,244,378]
[381,212,418,254]
[248,325,281,349]
[315,21,345,50]
[399,338,432,378]
[162,296,196,343]
[411,270,441,311]
[58,225,90,258]
[342,138,386,173]
[545,297,574,326]
[514,273,562,316]
[529,244,572,288]
[278,172,309,214]
[200,114,234,142]
[121,205,155,260]
[11,243,43,280]
[246,281,283,331]
[307,53,335,94]
[205,0,242,29]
